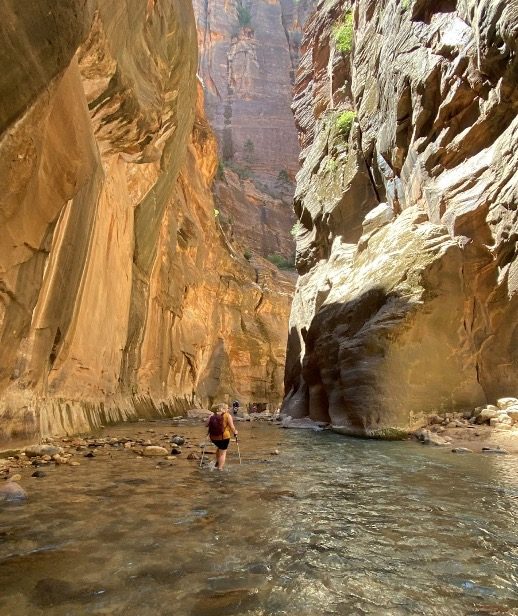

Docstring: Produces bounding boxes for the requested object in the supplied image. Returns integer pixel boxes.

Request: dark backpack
[208,413,224,438]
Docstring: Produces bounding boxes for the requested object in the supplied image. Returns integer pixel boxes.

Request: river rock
[170,446,182,455]
[143,446,168,457]
[476,408,500,424]
[451,448,473,454]
[497,398,518,410]
[187,452,200,460]
[24,445,63,458]
[31,470,47,478]
[506,408,518,423]
[0,482,27,502]
[415,430,449,446]
[170,436,185,446]
[7,473,22,482]
[482,447,509,455]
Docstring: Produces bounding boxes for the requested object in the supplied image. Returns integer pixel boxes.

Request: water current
[1,420,517,615]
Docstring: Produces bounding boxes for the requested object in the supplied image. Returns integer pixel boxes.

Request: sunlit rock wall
[0,0,292,446]
[283,0,518,435]
[194,0,315,262]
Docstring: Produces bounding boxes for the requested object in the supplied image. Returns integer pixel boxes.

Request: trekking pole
[200,442,207,467]
[235,435,242,465]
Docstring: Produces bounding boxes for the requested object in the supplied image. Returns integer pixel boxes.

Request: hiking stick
[200,442,207,467]
[235,436,242,465]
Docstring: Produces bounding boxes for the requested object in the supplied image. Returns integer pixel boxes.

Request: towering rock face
[0,0,292,446]
[194,0,314,262]
[283,0,518,435]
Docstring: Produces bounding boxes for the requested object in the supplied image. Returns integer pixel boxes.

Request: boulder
[142,446,168,457]
[0,482,27,502]
[497,398,518,410]
[475,408,500,424]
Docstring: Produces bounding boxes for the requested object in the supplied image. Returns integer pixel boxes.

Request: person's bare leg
[215,449,221,468]
[218,450,227,470]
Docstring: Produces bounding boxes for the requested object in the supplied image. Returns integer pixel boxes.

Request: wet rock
[271,450,280,455]
[7,473,22,482]
[187,452,200,460]
[415,429,449,446]
[24,445,62,458]
[84,452,95,458]
[52,455,67,465]
[451,448,473,454]
[482,447,509,455]
[166,456,178,461]
[170,446,182,455]
[31,470,47,478]
[69,461,81,467]
[0,482,27,502]
[506,408,518,423]
[171,436,185,446]
[142,446,168,457]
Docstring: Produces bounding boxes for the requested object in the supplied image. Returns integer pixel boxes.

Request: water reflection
[0,422,517,615]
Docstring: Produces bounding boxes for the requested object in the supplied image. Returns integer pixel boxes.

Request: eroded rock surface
[283,0,518,435]
[194,0,315,262]
[0,1,293,446]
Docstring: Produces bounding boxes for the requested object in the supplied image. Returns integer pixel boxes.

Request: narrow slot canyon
[0,0,517,614]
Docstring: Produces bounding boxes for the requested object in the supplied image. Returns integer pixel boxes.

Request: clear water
[1,421,517,615]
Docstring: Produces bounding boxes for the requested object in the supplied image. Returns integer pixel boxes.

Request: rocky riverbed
[1,418,518,615]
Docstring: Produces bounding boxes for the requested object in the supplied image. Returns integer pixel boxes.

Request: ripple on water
[1,422,518,615]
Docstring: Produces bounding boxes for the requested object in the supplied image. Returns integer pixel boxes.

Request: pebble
[271,450,280,455]
[166,456,177,461]
[171,436,185,446]
[31,470,47,478]
[0,482,27,502]
[69,461,81,466]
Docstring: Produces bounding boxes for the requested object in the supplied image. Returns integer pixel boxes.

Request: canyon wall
[194,0,314,263]
[283,0,518,435]
[0,0,293,446]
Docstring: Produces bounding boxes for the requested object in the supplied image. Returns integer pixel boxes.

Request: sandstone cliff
[0,0,292,446]
[194,0,315,263]
[283,0,518,435]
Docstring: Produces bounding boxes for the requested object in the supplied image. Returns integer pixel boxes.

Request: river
[1,420,517,615]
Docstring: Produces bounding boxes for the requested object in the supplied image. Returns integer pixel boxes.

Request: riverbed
[1,420,517,615]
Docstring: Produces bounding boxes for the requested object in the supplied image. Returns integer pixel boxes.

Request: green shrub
[335,110,356,138]
[277,169,290,185]
[401,0,411,9]
[326,158,338,173]
[333,12,353,53]
[244,249,252,261]
[290,221,303,236]
[266,253,295,270]
[243,138,255,163]
[216,160,225,180]
[237,4,251,27]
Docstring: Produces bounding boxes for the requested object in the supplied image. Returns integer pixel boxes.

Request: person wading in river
[207,403,238,471]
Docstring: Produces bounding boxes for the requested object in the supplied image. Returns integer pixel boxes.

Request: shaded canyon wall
[0,0,293,446]
[283,0,518,435]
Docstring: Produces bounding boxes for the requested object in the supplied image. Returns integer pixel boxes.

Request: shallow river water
[1,420,517,616]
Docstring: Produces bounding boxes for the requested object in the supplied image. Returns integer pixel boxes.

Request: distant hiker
[232,400,240,415]
[207,403,238,471]
[251,403,258,414]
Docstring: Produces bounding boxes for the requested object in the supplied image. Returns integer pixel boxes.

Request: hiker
[207,403,238,470]
[232,400,240,415]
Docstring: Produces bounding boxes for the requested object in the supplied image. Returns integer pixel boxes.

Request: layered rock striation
[194,0,315,262]
[0,0,293,446]
[283,0,518,435]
